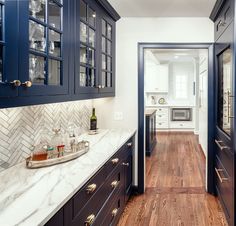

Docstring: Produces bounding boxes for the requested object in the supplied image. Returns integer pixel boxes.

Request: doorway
[137,43,215,194]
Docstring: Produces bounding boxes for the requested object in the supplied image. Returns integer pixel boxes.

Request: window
[175,74,188,99]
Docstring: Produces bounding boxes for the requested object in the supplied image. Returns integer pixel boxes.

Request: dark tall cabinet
[210,1,235,225]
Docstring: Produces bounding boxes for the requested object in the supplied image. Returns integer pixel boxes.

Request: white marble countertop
[146,104,196,108]
[0,129,136,226]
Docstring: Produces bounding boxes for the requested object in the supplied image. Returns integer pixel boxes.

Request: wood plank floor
[118,132,228,226]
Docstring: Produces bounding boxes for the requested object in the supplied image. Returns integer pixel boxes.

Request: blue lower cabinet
[44,137,133,226]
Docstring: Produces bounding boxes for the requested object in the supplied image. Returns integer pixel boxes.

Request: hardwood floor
[118,132,228,226]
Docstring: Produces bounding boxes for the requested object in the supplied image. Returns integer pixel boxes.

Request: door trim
[137,43,215,194]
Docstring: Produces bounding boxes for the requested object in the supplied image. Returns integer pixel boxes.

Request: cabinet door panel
[75,0,99,95]
[18,0,69,97]
[98,12,116,94]
[0,0,19,97]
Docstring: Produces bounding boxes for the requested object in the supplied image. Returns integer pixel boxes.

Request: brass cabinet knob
[122,162,129,167]
[84,214,95,226]
[111,158,119,164]
[10,80,21,87]
[86,183,97,194]
[111,180,119,188]
[22,81,32,88]
[127,142,132,147]
[112,208,118,217]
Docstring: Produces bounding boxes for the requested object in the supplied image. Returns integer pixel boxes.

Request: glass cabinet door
[18,0,69,96]
[75,0,98,94]
[217,48,233,136]
[0,0,19,97]
[100,17,115,93]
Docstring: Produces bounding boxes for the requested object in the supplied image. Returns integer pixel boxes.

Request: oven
[171,108,192,121]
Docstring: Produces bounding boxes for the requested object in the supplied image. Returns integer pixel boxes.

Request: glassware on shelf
[29,55,46,84]
[80,22,87,43]
[48,59,60,85]
[49,1,61,30]
[29,0,45,21]
[29,20,46,52]
[80,66,86,86]
[49,41,55,54]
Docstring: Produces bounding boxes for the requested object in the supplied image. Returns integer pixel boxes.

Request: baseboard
[198,143,206,159]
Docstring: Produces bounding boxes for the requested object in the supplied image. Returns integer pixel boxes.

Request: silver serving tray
[26,141,89,169]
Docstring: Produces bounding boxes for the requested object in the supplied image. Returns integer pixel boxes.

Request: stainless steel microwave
[171,108,192,121]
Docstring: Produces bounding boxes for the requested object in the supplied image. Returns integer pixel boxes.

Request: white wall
[94,17,214,186]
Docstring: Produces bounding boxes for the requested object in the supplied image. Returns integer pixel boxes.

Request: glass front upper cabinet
[101,19,113,90]
[0,0,4,84]
[18,0,68,96]
[76,0,97,93]
[0,0,20,97]
[217,48,233,136]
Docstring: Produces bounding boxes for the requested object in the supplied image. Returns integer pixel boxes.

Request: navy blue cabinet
[75,0,116,98]
[0,0,120,108]
[210,1,235,225]
[0,0,19,98]
[18,0,69,97]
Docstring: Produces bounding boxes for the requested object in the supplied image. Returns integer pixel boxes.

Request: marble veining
[0,129,136,226]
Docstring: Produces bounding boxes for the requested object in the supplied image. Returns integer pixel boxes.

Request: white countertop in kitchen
[146,104,196,108]
[0,129,136,226]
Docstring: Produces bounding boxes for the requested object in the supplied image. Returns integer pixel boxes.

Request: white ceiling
[147,49,208,64]
[108,0,217,17]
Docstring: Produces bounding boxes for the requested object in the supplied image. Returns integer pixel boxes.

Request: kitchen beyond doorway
[137,43,215,194]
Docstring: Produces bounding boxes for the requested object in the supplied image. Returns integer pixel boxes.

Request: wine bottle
[90,108,97,131]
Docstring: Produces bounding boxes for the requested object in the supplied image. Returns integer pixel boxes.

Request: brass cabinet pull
[122,162,129,167]
[84,214,95,226]
[86,183,97,194]
[111,208,118,217]
[22,81,32,88]
[111,158,119,164]
[111,180,119,188]
[10,80,21,87]
[215,168,229,183]
[127,142,132,147]
[215,140,229,151]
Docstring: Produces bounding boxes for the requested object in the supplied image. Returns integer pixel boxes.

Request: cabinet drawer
[101,188,125,226]
[215,139,233,177]
[156,113,168,120]
[105,139,132,178]
[156,121,169,129]
[72,166,106,218]
[68,165,124,226]
[156,108,168,114]
[169,121,194,129]
[215,0,233,40]
[215,156,233,221]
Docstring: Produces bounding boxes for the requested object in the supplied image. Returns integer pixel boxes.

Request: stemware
[29,0,42,18]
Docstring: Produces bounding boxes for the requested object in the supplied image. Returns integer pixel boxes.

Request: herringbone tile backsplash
[0,100,92,172]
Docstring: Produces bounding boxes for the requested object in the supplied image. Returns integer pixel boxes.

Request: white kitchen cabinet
[156,107,169,129]
[169,121,194,129]
[145,63,169,92]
